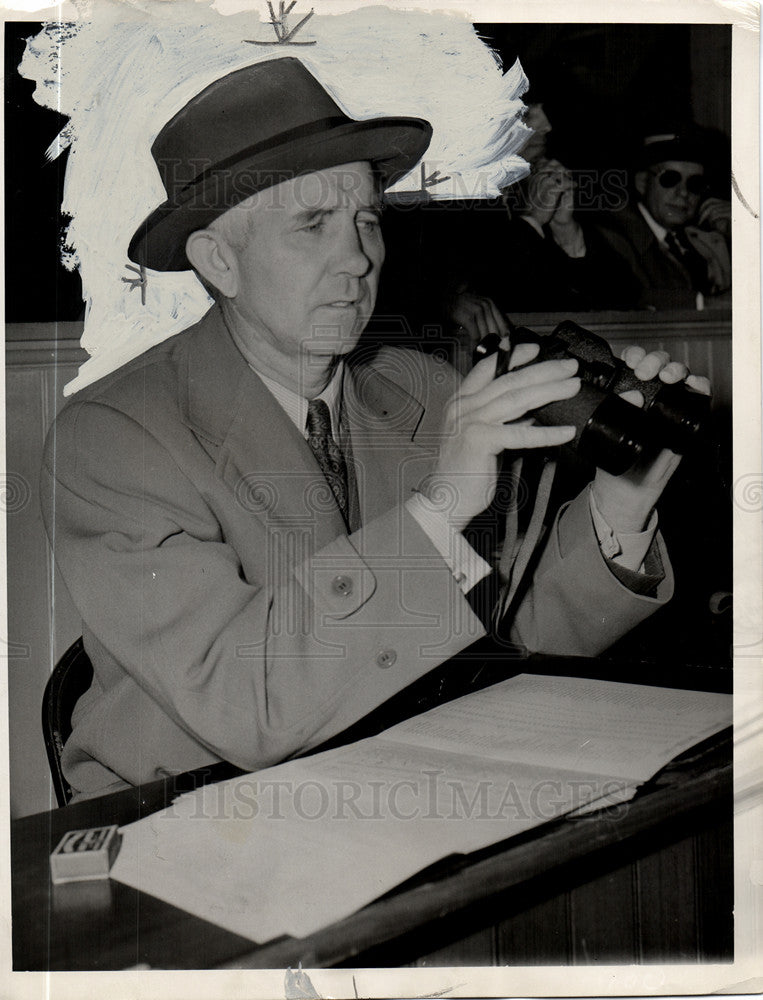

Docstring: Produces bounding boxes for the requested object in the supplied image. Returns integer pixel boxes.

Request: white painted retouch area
[19,2,531,393]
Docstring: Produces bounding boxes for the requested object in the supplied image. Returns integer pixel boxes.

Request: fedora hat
[128,57,432,271]
[635,126,709,171]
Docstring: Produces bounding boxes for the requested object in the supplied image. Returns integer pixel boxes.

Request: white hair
[206,193,261,253]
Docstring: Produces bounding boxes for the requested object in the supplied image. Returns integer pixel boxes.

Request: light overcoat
[41,307,672,799]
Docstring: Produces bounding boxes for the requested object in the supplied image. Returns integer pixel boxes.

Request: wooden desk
[12,665,732,971]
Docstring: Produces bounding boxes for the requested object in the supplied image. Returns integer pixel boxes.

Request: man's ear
[634,170,648,199]
[186,230,239,298]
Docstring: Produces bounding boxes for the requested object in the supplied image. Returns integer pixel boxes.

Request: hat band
[164,114,353,206]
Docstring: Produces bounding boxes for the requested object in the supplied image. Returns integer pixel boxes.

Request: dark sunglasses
[652,168,707,196]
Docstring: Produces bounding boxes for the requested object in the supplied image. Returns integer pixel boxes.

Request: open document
[110,674,731,942]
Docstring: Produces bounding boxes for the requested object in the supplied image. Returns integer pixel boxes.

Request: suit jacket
[594,204,731,310]
[41,306,673,799]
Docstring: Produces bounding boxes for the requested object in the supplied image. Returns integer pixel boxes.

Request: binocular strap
[496,455,556,626]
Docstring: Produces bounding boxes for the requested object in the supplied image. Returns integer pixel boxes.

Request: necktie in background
[306,398,350,526]
[665,227,710,294]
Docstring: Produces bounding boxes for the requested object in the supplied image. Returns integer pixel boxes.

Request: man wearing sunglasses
[597,130,731,310]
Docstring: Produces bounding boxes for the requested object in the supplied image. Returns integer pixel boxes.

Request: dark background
[477,23,731,188]
[5,21,83,321]
[5,21,731,322]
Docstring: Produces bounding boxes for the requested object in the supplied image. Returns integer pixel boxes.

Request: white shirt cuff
[588,489,658,573]
[406,493,492,594]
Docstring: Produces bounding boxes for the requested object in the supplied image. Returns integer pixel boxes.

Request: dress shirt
[257,364,344,438]
[588,488,657,572]
[637,202,707,308]
[637,201,669,244]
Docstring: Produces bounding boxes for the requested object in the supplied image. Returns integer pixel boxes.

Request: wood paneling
[569,864,639,963]
[495,888,572,965]
[6,328,86,817]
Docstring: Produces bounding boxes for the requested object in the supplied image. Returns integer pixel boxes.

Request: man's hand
[546,175,588,258]
[426,343,580,533]
[447,291,509,346]
[524,158,576,228]
[697,197,731,241]
[592,347,711,533]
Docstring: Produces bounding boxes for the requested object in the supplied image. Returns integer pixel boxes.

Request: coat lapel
[344,351,437,524]
[629,206,690,286]
[178,311,436,544]
[179,308,346,548]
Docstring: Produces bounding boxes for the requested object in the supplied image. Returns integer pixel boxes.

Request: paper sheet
[110,674,731,943]
[381,673,733,781]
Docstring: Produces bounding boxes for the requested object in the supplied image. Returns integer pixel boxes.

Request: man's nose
[526,103,552,135]
[335,224,373,276]
[535,109,552,135]
[675,178,694,200]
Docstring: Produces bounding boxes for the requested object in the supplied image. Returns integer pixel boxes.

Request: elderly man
[596,129,731,310]
[42,58,697,801]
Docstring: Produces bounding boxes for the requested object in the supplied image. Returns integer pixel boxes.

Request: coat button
[376,649,397,669]
[332,574,353,597]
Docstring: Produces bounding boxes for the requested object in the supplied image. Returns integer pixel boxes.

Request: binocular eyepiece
[474,320,709,476]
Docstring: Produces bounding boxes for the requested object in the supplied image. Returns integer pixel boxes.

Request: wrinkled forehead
[241,160,381,215]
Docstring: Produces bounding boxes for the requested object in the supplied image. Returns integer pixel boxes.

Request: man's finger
[498,422,577,451]
[460,342,564,405]
[621,345,646,369]
[686,374,712,396]
[507,342,540,369]
[462,357,578,414]
[475,374,581,424]
[501,357,578,391]
[470,301,490,343]
[698,198,730,225]
[486,299,509,337]
[459,350,500,396]
[634,350,671,381]
[618,388,645,408]
[470,296,499,338]
[658,360,690,384]
[460,340,544,400]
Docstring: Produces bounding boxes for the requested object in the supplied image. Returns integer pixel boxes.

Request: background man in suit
[595,129,731,310]
[41,58,703,801]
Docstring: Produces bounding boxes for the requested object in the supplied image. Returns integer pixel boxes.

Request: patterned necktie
[306,398,349,526]
[665,228,710,294]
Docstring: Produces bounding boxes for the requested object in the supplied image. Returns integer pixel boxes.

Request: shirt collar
[255,362,344,439]
[637,201,669,244]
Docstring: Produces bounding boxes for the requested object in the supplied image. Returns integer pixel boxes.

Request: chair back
[41,637,94,807]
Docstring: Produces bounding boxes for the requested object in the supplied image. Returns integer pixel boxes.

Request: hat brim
[129,116,431,272]
[636,137,708,172]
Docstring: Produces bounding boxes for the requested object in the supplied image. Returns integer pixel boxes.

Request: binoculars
[474,320,709,476]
